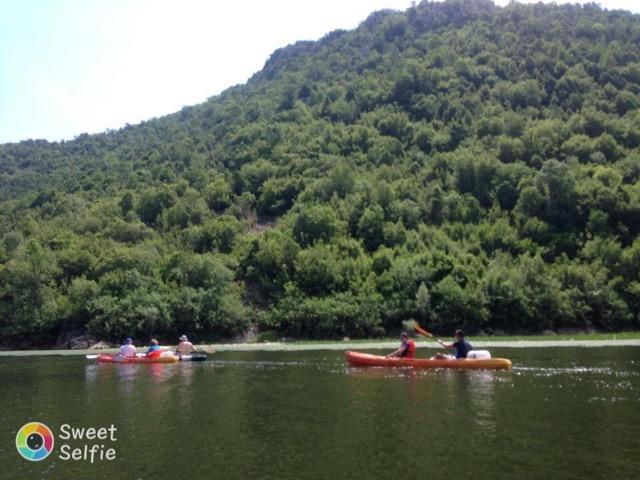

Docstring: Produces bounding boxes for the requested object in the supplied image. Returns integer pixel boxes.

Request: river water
[1,347,638,479]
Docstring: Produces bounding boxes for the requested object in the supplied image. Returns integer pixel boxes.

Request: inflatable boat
[178,354,207,362]
[96,352,178,364]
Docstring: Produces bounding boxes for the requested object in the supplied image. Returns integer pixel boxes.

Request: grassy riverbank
[1,332,639,356]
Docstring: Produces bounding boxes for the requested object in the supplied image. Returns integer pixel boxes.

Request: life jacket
[400,339,416,359]
[147,349,162,359]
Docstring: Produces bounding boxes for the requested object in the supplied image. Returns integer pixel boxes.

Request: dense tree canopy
[1,0,640,346]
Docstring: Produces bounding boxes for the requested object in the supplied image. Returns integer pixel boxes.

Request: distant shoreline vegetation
[2,0,640,348]
[1,332,640,355]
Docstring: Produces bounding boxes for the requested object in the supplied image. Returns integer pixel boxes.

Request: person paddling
[115,337,136,359]
[175,335,196,358]
[386,332,416,359]
[146,339,162,358]
[433,329,472,360]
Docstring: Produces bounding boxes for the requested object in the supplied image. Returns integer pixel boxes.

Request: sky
[0,0,638,144]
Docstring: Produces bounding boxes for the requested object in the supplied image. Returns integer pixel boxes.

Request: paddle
[402,319,452,351]
[173,348,214,358]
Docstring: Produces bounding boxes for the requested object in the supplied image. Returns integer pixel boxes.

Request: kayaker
[434,329,472,360]
[175,335,196,357]
[146,339,162,358]
[386,332,416,359]
[115,337,136,359]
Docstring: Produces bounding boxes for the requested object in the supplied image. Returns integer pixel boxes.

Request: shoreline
[0,338,639,356]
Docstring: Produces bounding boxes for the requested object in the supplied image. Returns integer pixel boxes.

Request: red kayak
[96,353,178,364]
[345,351,512,370]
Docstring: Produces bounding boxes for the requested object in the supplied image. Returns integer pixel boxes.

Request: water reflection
[455,371,498,434]
[84,362,205,401]
[344,365,502,436]
[84,363,98,383]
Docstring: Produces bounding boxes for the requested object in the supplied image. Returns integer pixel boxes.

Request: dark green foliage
[292,205,342,247]
[2,0,640,344]
[265,286,384,338]
[136,187,176,226]
[186,215,244,254]
[236,230,298,298]
[0,240,60,339]
[358,205,385,251]
[204,176,233,212]
[119,192,134,217]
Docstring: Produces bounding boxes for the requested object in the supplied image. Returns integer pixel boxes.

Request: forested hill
[2,0,640,347]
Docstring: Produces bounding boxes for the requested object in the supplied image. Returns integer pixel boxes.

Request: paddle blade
[85,355,99,360]
[414,325,433,338]
[401,319,433,338]
[402,319,418,332]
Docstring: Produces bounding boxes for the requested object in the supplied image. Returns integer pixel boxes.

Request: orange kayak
[96,353,178,364]
[345,351,512,370]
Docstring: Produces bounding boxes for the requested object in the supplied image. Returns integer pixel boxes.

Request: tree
[293,204,342,247]
[497,136,525,163]
[0,240,60,338]
[237,230,299,297]
[204,176,233,212]
[430,275,487,333]
[294,244,342,295]
[507,80,543,108]
[119,192,134,218]
[136,187,176,226]
[358,205,385,251]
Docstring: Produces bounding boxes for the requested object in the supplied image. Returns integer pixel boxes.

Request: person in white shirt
[175,335,195,357]
[116,337,137,359]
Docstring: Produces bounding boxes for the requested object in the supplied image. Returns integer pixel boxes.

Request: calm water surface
[0,347,638,480]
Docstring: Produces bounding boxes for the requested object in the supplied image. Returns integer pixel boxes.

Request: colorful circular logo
[16,422,54,461]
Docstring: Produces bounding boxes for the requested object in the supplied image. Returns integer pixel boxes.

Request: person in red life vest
[146,339,162,358]
[386,332,416,359]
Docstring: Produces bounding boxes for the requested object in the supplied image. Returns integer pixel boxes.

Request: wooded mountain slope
[2,0,640,346]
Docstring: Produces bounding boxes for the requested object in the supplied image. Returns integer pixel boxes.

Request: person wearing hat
[386,332,416,359]
[115,337,137,359]
[175,335,195,358]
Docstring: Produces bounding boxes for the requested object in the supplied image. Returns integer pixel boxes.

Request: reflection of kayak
[179,354,207,362]
[96,353,178,364]
[345,351,512,370]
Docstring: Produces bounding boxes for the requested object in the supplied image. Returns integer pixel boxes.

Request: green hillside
[2,0,640,347]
